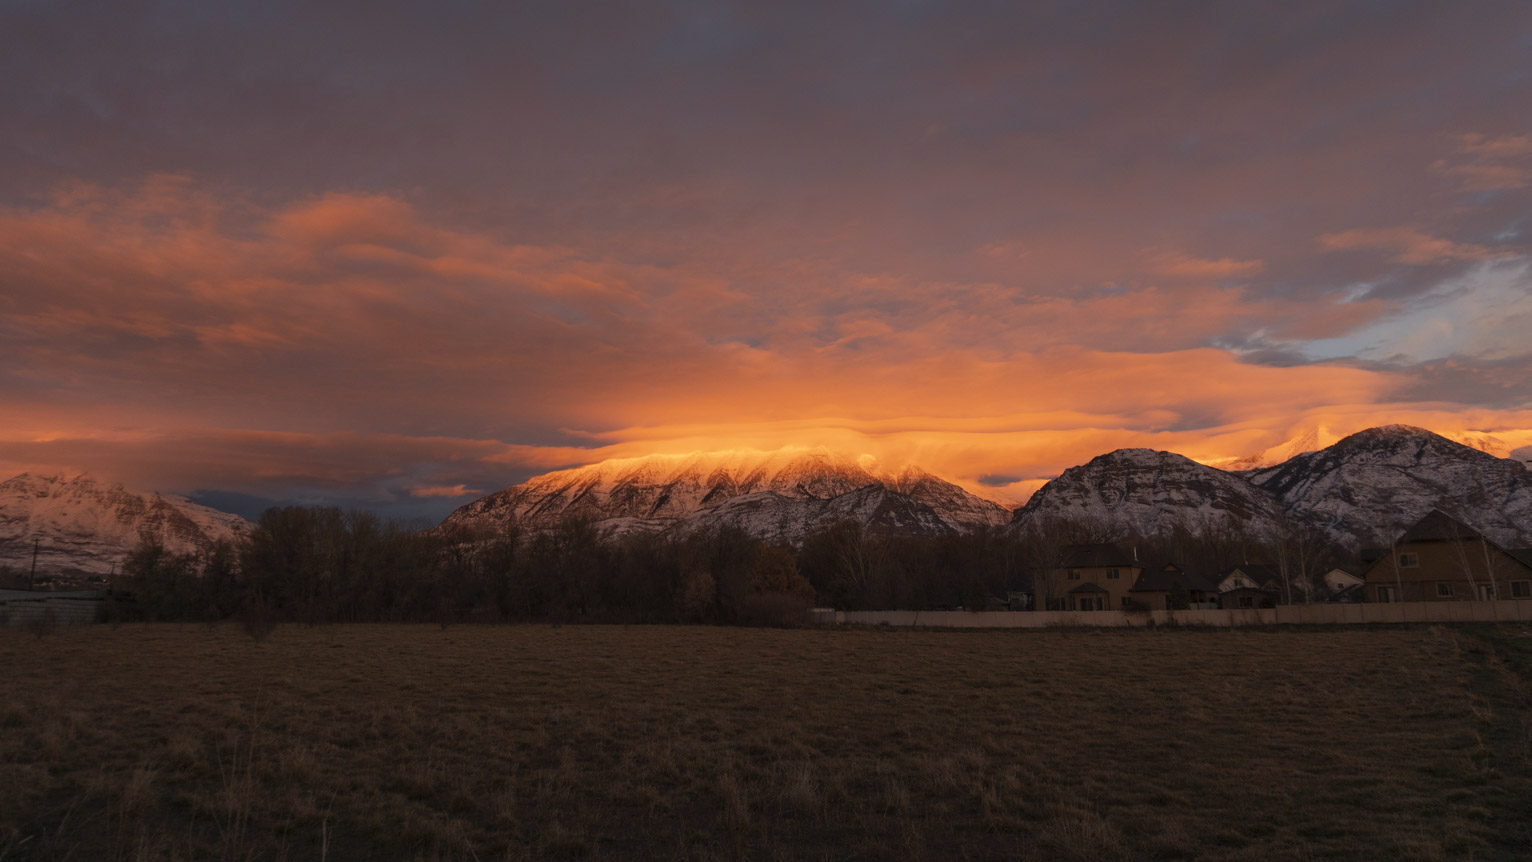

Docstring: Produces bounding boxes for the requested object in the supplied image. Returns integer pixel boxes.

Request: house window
[1238,596,1254,609]
[1436,582,1453,597]
[1106,568,1119,579]
[1377,586,1398,603]
[1399,553,1419,568]
[1235,578,1246,588]
[1512,581,1531,599]
[1067,569,1080,580]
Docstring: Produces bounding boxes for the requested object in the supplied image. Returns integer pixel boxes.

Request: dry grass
[1,623,1529,860]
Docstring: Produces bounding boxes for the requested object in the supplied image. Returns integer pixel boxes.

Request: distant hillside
[1016,426,1532,549]
[437,448,1011,542]
[1011,448,1287,538]
[0,473,251,577]
[1248,425,1532,548]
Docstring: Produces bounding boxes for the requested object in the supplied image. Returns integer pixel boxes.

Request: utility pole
[30,538,40,585]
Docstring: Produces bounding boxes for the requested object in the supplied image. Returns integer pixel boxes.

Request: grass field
[2,623,1530,861]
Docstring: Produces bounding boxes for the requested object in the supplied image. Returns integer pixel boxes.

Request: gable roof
[1220,564,1282,586]
[1056,543,1139,569]
[1131,563,1218,594]
[1397,509,1488,544]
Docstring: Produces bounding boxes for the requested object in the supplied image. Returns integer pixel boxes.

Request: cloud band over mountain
[1,2,1529,517]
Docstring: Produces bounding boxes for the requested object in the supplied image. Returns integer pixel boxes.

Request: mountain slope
[438,448,1010,541]
[1012,448,1287,538]
[1249,425,1532,547]
[0,473,251,577]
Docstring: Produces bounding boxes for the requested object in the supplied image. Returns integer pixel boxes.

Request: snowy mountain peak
[0,472,252,578]
[1014,447,1285,538]
[439,447,1012,541]
[1248,425,1532,547]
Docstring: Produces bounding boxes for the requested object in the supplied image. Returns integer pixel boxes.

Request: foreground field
[2,624,1530,861]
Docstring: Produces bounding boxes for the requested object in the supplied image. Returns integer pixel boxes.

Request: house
[1361,509,1532,603]
[1216,564,1364,604]
[1322,568,1363,595]
[1216,564,1285,605]
[1329,582,1365,603]
[1217,564,1282,593]
[1218,586,1276,610]
[1128,562,1220,610]
[1040,543,1143,611]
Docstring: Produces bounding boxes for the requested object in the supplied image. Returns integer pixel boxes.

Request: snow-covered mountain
[1011,448,1288,538]
[1249,425,1532,548]
[1224,424,1525,471]
[0,473,251,577]
[437,448,1011,541]
[1014,426,1532,550]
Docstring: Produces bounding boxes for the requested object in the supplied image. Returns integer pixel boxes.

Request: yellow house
[1362,510,1532,603]
[1041,543,1143,611]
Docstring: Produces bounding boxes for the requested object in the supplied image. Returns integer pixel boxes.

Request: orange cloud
[1318,227,1500,264]
[406,484,485,498]
[2,177,1530,514]
[1148,249,1264,280]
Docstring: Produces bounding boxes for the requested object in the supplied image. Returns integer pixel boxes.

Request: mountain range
[0,473,251,578]
[446,427,1532,550]
[1013,425,1532,549]
[8,425,1532,576]
[435,448,1012,545]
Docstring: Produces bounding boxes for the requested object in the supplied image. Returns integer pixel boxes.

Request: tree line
[120,505,1359,625]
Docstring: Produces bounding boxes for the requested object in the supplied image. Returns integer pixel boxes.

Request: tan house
[1042,543,1143,611]
[1362,510,1532,603]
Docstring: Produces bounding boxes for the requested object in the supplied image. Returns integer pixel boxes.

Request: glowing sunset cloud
[1,3,1530,519]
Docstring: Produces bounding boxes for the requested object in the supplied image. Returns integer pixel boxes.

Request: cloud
[2,0,1531,519]
[1148,249,1264,280]
[1434,133,1532,191]
[406,484,485,499]
[1,176,1530,516]
[1318,227,1501,265]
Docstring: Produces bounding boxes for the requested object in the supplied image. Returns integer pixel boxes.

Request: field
[2,623,1530,861]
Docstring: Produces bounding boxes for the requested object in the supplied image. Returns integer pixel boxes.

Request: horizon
[8,421,1531,524]
[4,3,1531,522]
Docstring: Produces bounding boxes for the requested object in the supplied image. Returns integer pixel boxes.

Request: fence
[0,590,115,626]
[810,600,1532,628]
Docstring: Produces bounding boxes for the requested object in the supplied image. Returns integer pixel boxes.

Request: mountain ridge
[437,447,1013,541]
[0,472,252,578]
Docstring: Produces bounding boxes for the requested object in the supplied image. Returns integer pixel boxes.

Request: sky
[2,0,1531,522]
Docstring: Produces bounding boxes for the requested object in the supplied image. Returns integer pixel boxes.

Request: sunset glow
[3,3,1530,519]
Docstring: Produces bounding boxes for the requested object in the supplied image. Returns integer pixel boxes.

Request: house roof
[1397,509,1488,544]
[1068,582,1109,594]
[1220,564,1282,586]
[1056,543,1139,569]
[1131,563,1218,594]
[1331,583,1364,600]
[1510,549,1532,568]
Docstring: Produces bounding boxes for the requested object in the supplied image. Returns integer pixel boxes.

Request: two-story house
[1362,509,1532,603]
